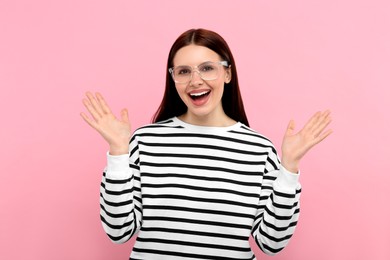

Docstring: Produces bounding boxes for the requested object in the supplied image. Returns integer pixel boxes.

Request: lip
[187,89,211,95]
[187,89,211,107]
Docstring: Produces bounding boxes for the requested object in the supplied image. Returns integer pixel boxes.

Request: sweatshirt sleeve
[99,135,143,244]
[251,149,301,255]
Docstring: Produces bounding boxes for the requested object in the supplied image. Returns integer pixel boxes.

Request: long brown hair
[152,28,249,126]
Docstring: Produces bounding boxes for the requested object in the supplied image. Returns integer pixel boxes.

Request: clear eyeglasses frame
[168,61,229,84]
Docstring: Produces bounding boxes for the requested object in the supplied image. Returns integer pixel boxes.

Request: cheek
[213,82,225,97]
[175,84,188,99]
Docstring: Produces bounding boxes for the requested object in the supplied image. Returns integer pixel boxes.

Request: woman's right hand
[80,92,131,155]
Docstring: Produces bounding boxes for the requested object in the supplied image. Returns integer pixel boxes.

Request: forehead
[173,45,221,66]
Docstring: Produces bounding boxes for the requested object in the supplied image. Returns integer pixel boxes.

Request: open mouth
[189,90,211,100]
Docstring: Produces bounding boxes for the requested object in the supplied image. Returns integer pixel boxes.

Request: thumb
[285,119,295,136]
[121,108,130,124]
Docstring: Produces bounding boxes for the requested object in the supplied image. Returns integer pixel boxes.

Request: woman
[81,28,332,259]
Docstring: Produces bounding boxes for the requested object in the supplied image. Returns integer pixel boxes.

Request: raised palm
[281,110,332,172]
[80,92,131,155]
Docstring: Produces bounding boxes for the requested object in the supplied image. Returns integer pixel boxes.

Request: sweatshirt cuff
[274,165,301,192]
[106,151,130,173]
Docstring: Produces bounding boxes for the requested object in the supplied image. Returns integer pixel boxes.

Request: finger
[311,110,331,136]
[317,110,331,124]
[284,120,295,136]
[96,92,112,114]
[302,111,321,132]
[80,112,99,130]
[312,129,333,146]
[82,98,101,121]
[312,114,332,138]
[86,91,104,117]
[121,108,130,124]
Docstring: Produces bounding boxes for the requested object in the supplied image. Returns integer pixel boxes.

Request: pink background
[1,0,389,259]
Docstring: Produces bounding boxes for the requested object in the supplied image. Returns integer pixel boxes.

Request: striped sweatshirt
[100,117,301,260]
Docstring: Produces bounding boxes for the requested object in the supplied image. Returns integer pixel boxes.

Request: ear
[224,66,232,84]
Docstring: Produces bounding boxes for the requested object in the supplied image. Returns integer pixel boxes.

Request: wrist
[109,145,129,155]
[281,158,299,173]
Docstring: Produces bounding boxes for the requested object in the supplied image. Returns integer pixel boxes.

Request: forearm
[252,166,301,255]
[100,153,139,243]
[281,158,299,173]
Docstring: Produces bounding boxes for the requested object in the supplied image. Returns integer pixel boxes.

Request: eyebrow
[174,61,215,67]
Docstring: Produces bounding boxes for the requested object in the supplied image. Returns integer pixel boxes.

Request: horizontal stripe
[131,247,253,260]
[141,183,260,198]
[100,192,132,207]
[142,194,257,209]
[136,237,251,252]
[138,140,266,156]
[106,230,132,243]
[103,171,133,183]
[263,218,298,232]
[130,164,139,170]
[135,132,274,149]
[140,226,248,241]
[100,215,132,230]
[263,175,277,181]
[142,216,251,230]
[139,151,265,165]
[141,172,262,187]
[140,161,263,176]
[143,204,255,220]
[258,241,284,254]
[273,189,297,199]
[264,206,300,220]
[259,228,293,243]
[270,194,299,209]
[101,216,139,241]
[272,200,299,210]
[230,127,273,144]
[101,183,133,196]
[137,122,182,130]
[104,176,132,184]
[100,204,132,218]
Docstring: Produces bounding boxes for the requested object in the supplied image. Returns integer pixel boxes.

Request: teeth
[190,91,209,97]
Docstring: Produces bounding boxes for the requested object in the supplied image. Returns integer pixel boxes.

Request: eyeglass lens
[172,62,221,83]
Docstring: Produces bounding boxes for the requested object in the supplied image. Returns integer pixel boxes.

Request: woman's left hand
[281,110,333,173]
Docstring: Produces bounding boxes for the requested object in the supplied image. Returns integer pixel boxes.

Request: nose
[190,69,203,85]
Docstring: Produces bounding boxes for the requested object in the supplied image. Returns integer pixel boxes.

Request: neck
[178,111,236,127]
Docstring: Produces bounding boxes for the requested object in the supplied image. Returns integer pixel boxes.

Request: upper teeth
[190,91,209,97]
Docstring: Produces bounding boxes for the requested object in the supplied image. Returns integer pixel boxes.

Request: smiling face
[172,44,233,126]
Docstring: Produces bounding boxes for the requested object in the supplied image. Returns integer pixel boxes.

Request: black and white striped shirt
[100,117,301,260]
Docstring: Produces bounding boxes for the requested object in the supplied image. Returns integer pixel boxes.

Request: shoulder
[132,117,183,136]
[232,125,280,169]
[229,123,275,148]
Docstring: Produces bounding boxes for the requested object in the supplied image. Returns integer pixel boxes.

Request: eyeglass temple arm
[220,61,229,67]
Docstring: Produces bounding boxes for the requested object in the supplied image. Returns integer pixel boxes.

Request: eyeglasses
[169,61,229,84]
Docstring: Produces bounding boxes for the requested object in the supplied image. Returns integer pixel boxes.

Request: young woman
[81,28,332,259]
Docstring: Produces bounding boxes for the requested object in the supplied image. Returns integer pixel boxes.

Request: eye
[199,64,216,72]
[176,67,191,75]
